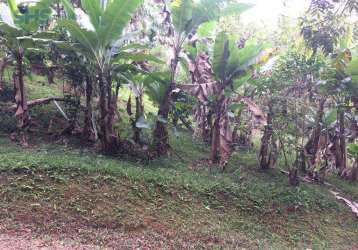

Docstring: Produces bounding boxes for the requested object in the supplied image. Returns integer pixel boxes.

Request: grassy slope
[0,135,357,249]
[0,74,357,249]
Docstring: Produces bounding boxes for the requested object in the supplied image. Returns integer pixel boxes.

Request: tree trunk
[347,98,358,142]
[98,72,118,155]
[197,107,212,143]
[152,47,180,155]
[338,107,347,173]
[210,109,221,163]
[350,161,358,181]
[133,94,144,144]
[153,98,171,155]
[289,168,300,186]
[13,52,30,146]
[83,76,94,141]
[304,99,325,167]
[47,67,55,84]
[259,102,273,169]
[0,57,9,92]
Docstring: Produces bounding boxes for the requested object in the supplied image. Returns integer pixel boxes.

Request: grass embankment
[0,72,357,249]
[0,135,357,249]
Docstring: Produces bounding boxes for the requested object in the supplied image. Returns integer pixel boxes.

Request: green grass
[1,73,357,248]
[0,134,357,249]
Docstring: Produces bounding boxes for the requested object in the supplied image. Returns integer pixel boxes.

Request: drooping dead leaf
[180,53,233,167]
[330,191,358,217]
[239,97,266,125]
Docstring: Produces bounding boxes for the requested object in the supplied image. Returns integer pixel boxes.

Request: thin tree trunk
[133,94,144,144]
[152,46,180,155]
[14,54,29,127]
[13,52,29,146]
[98,71,118,155]
[47,67,55,84]
[304,99,325,168]
[0,57,9,92]
[259,102,273,169]
[338,107,347,173]
[350,160,358,181]
[210,109,221,163]
[83,76,94,140]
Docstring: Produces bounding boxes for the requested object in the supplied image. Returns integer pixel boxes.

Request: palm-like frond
[144,72,171,105]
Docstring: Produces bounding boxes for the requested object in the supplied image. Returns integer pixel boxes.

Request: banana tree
[181,32,265,169]
[315,49,355,174]
[0,0,52,144]
[152,0,254,156]
[58,0,143,154]
[0,54,10,92]
[53,40,97,140]
[343,143,358,181]
[126,76,146,144]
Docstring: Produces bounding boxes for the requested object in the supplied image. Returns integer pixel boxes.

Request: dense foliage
[0,0,358,187]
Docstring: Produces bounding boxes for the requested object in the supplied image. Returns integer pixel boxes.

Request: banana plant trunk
[349,159,358,181]
[152,47,180,155]
[338,107,347,173]
[0,57,9,92]
[210,106,221,163]
[304,99,325,168]
[134,95,144,144]
[13,51,30,141]
[209,93,232,170]
[153,93,172,154]
[351,97,358,142]
[259,101,274,169]
[83,76,94,140]
[98,72,118,155]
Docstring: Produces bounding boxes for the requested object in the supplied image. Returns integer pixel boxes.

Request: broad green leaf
[229,103,244,112]
[171,0,193,34]
[117,52,164,64]
[347,143,358,157]
[323,108,337,126]
[60,0,76,20]
[213,31,230,81]
[237,40,263,68]
[120,43,149,51]
[99,0,142,46]
[136,116,151,129]
[9,0,52,33]
[197,20,217,38]
[0,21,22,37]
[59,20,98,59]
[190,1,254,33]
[179,57,190,75]
[144,72,171,105]
[232,72,251,90]
[6,0,18,16]
[347,57,358,82]
[184,44,197,60]
[81,0,102,30]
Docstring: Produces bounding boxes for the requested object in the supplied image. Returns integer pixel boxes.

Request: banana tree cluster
[0,0,53,145]
[149,0,254,156]
[180,32,266,169]
[57,0,149,154]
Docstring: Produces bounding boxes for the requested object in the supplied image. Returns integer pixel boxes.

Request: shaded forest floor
[0,135,357,249]
[0,76,358,249]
